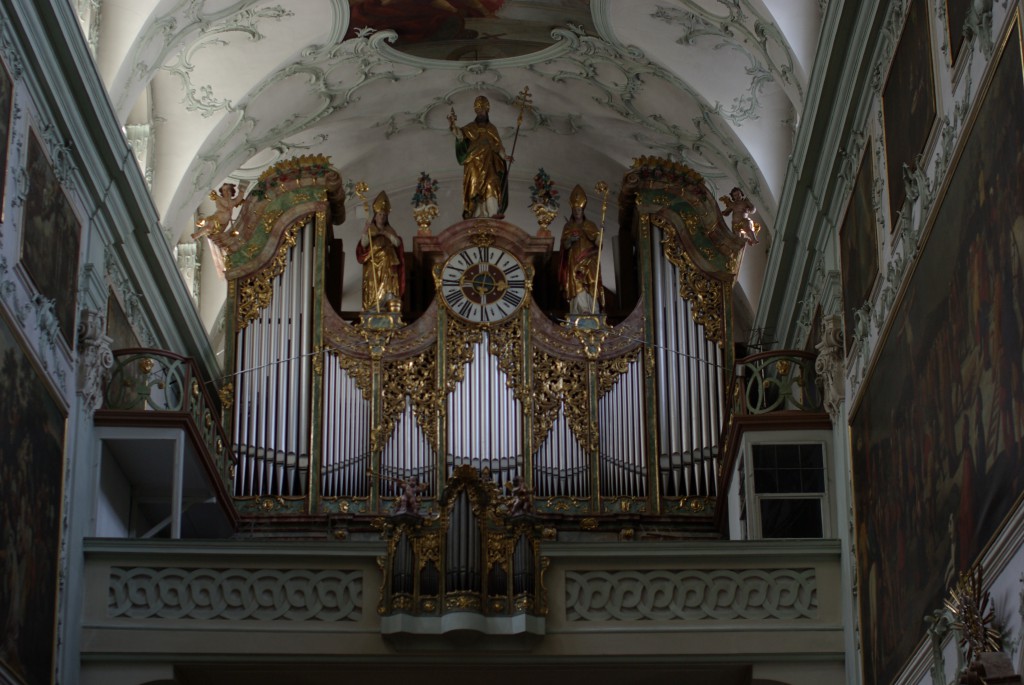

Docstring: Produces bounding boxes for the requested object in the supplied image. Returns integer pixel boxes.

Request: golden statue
[193,182,243,240]
[448,95,510,220]
[356,191,405,312]
[559,185,604,314]
[720,187,760,244]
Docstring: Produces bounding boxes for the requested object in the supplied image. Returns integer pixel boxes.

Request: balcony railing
[716,350,831,532]
[102,348,237,486]
[730,350,823,416]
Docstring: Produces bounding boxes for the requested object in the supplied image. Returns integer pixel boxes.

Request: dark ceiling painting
[344,0,595,60]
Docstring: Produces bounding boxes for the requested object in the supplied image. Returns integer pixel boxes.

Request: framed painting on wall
[945,0,970,65]
[839,144,879,354]
[20,129,82,345]
[0,312,66,685]
[852,18,1024,685]
[342,0,596,61]
[0,58,12,215]
[883,0,938,228]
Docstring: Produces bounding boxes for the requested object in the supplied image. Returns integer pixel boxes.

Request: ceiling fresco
[343,0,596,60]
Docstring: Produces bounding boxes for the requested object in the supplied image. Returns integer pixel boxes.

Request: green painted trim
[637,215,661,514]
[307,211,327,514]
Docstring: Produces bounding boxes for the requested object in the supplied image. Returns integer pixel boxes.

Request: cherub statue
[395,475,429,516]
[507,475,533,517]
[193,182,243,241]
[720,187,760,245]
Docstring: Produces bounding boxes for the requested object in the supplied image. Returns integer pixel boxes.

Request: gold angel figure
[720,187,761,245]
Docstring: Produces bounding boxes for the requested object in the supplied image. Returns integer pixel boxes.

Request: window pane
[752,444,825,494]
[803,467,825,492]
[754,468,778,493]
[752,445,776,467]
[800,445,823,468]
[778,468,802,491]
[760,499,823,538]
[776,445,801,469]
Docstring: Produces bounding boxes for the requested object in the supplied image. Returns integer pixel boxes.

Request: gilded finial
[354,180,370,213]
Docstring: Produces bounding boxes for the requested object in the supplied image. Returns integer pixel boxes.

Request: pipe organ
[219,155,745,528]
[231,219,315,499]
[376,466,545,626]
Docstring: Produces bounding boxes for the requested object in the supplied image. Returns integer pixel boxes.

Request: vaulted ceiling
[84,0,822,269]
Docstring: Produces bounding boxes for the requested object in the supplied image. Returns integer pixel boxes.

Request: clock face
[439,246,529,324]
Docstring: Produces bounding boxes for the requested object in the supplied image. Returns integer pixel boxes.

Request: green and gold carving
[655,214,726,346]
[235,218,304,329]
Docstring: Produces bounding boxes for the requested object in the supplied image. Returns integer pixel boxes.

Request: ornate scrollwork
[235,218,304,329]
[108,567,362,622]
[814,314,845,421]
[384,347,440,448]
[654,215,725,345]
[487,317,528,404]
[445,316,484,395]
[469,221,499,247]
[598,348,639,399]
[414,532,441,570]
[374,365,410,453]
[487,535,511,570]
[531,349,590,453]
[333,350,373,400]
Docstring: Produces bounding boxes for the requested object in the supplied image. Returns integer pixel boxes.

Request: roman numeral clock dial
[438,246,530,324]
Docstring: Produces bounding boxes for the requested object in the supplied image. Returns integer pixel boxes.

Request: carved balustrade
[730,350,823,416]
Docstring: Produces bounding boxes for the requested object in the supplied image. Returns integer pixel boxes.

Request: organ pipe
[232,219,315,498]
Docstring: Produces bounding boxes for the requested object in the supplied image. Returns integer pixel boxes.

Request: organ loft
[206,135,751,625]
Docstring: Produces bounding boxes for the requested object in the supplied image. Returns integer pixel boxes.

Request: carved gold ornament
[236,219,304,329]
[531,203,558,236]
[488,317,528,404]
[218,382,234,410]
[944,565,1001,664]
[598,349,638,399]
[413,204,438,234]
[654,215,725,346]
[531,349,589,453]
[384,347,441,448]
[445,317,484,396]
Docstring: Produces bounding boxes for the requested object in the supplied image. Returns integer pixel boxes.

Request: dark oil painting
[852,22,1024,685]
[0,59,11,215]
[20,130,81,344]
[343,0,595,61]
[883,0,937,227]
[0,314,66,685]
[839,144,879,355]
[946,0,970,64]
